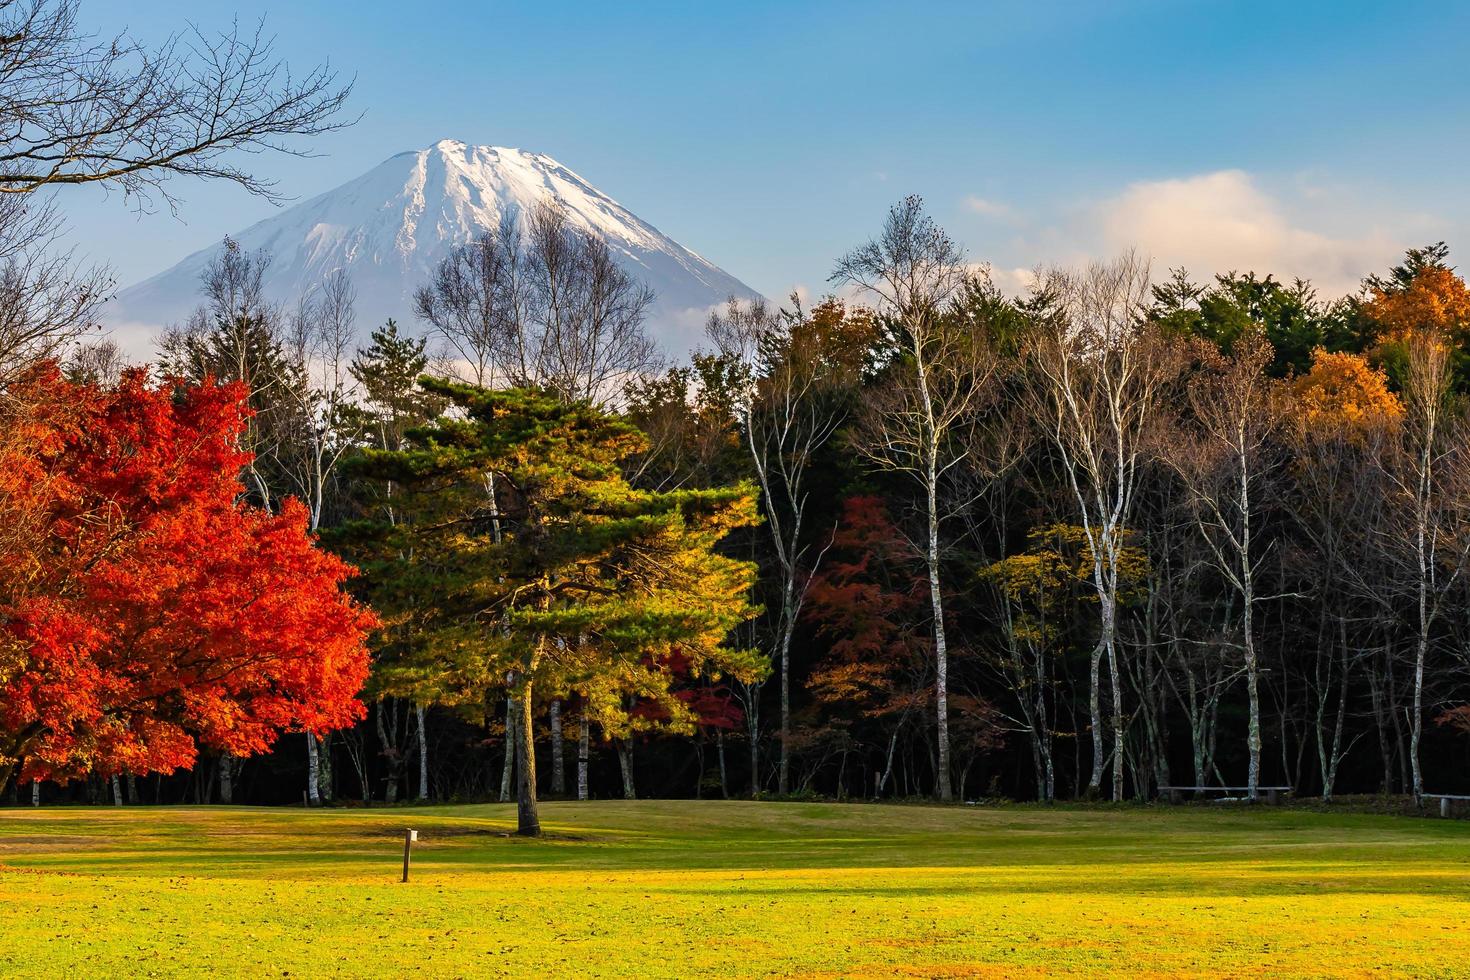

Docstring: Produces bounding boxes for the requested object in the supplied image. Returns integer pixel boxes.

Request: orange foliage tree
[1290,348,1404,439]
[1364,265,1470,344]
[0,365,375,792]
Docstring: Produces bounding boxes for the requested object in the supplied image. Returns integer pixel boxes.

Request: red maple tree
[0,365,375,789]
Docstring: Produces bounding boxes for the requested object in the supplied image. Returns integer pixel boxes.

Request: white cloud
[988,266,1039,298]
[1092,170,1402,296]
[963,195,1016,221]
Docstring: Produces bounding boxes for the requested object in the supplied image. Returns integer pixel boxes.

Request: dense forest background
[24,193,1470,810]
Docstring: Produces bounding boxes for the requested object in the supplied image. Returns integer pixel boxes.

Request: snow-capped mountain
[107,139,762,355]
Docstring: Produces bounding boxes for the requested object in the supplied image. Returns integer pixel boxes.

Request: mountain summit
[108,139,762,354]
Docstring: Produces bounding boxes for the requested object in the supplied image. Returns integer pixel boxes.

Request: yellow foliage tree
[1290,348,1404,440]
[1364,265,1470,344]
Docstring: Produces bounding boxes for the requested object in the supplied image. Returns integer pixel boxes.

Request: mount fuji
[107,139,763,356]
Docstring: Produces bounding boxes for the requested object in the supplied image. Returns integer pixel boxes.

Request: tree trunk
[550,699,565,795]
[218,756,235,805]
[1108,634,1125,802]
[415,702,429,801]
[1411,625,1428,803]
[717,730,729,799]
[111,775,123,806]
[617,740,636,799]
[925,474,953,802]
[500,693,515,803]
[515,673,540,836]
[1244,601,1262,801]
[30,780,39,807]
[777,580,796,796]
[878,725,900,797]
[316,733,333,803]
[746,682,760,797]
[577,714,590,801]
[1087,635,1105,798]
[305,732,321,806]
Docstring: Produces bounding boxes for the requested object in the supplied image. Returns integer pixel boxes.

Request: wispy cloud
[962,195,1016,221]
[1089,170,1407,296]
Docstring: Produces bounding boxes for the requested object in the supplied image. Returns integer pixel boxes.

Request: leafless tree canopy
[0,191,106,383]
[415,199,659,404]
[1024,251,1188,800]
[831,194,965,336]
[831,195,996,804]
[0,0,354,209]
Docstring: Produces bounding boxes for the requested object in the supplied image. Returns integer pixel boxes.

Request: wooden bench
[1158,785,1294,805]
[1424,794,1470,818]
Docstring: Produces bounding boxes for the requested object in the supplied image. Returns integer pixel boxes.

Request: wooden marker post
[402,828,418,882]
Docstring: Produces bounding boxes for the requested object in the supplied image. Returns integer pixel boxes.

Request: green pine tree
[339,379,763,835]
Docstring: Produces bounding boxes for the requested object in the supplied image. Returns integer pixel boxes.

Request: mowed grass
[1,801,1468,978]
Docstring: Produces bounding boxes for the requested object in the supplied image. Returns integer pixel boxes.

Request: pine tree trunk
[415,702,429,801]
[550,699,565,795]
[515,676,540,836]
[577,714,590,801]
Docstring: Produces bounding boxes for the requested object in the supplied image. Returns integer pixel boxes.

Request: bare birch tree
[417,200,659,404]
[1024,252,1184,800]
[833,196,994,802]
[1161,330,1281,800]
[1382,331,1470,802]
[708,295,871,794]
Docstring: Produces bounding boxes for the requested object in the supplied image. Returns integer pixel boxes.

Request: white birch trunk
[305,732,321,806]
[499,693,515,803]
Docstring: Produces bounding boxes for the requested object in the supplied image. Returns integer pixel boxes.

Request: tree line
[21,193,1470,821]
[3,1,1470,822]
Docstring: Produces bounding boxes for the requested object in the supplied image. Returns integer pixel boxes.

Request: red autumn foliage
[0,364,375,787]
[626,649,744,733]
[1437,705,1470,737]
[803,495,932,719]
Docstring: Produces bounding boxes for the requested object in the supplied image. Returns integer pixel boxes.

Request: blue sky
[63,0,1470,303]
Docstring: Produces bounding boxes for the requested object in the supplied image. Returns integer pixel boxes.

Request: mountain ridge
[107,139,763,356]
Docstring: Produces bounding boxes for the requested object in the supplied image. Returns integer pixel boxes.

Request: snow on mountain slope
[107,139,763,357]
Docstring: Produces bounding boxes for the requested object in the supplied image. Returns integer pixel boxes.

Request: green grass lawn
[1,800,1467,977]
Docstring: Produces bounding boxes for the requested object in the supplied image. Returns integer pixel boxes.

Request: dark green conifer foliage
[342,378,763,835]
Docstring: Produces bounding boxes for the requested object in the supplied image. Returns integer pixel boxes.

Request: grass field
[1,800,1467,977]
